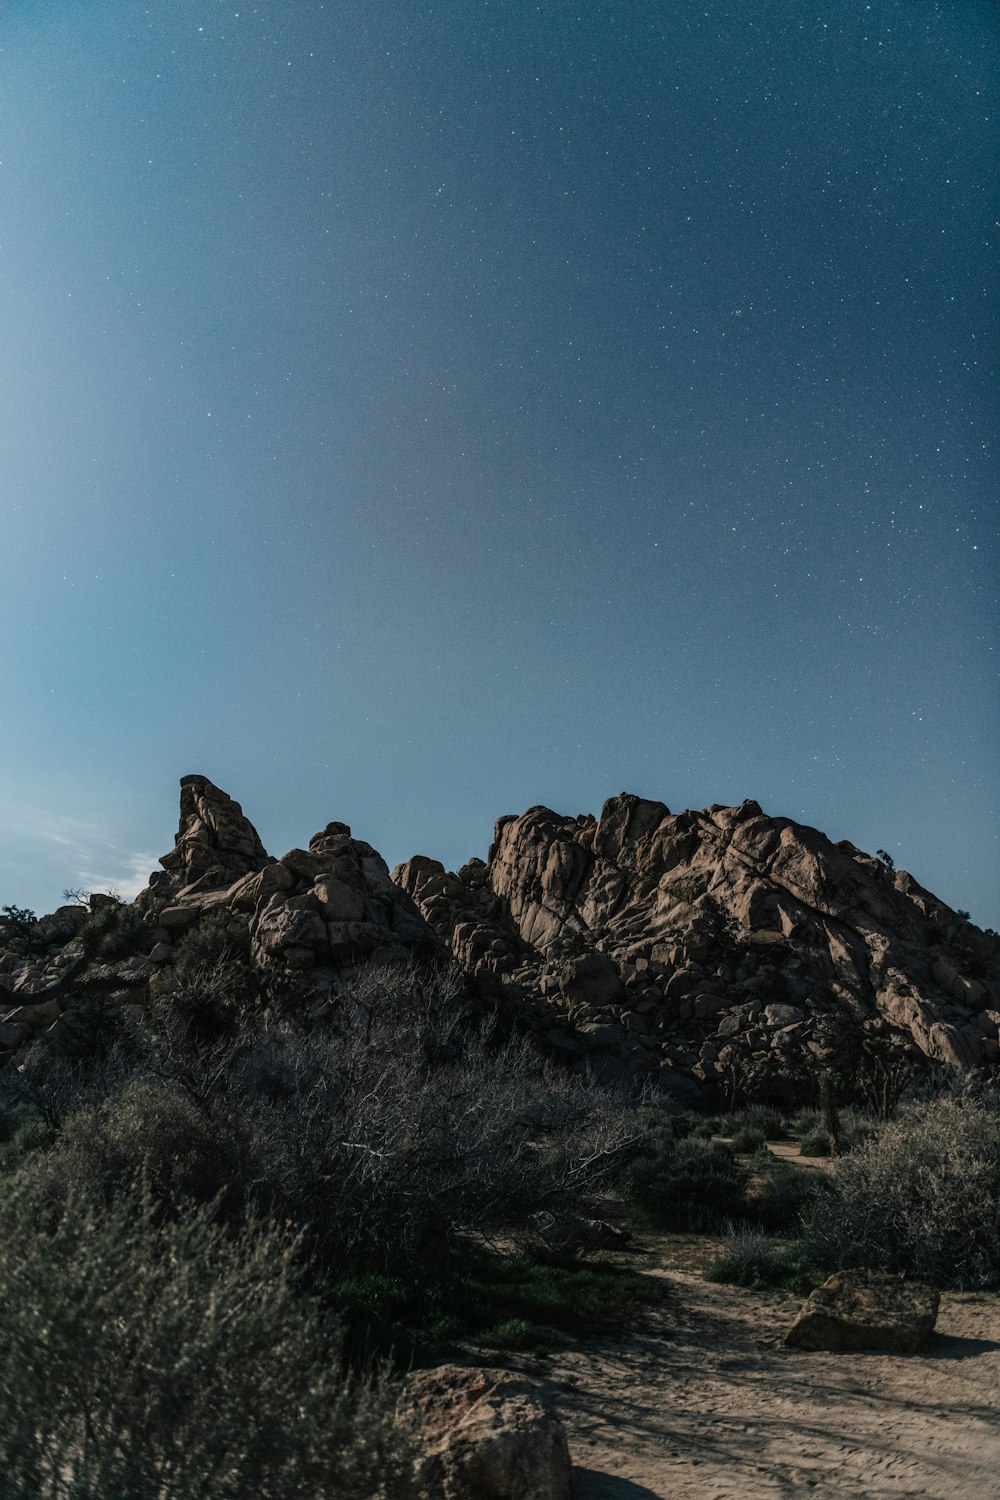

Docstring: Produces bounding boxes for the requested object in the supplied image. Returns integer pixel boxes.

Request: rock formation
[154,775,270,894]
[1,780,997,1105]
[783,1270,940,1353]
[394,793,1000,1097]
[0,777,435,1056]
[137,778,435,973]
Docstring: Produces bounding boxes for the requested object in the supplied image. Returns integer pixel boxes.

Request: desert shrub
[6,962,646,1272]
[705,1223,822,1294]
[0,1179,415,1499]
[729,1124,767,1154]
[173,909,253,969]
[25,1079,247,1223]
[76,899,152,961]
[0,1099,52,1175]
[169,914,258,1032]
[621,1135,749,1231]
[230,1006,642,1269]
[36,962,643,1271]
[43,989,137,1060]
[330,1242,668,1359]
[799,1129,833,1157]
[667,1110,715,1141]
[1,1028,143,1129]
[743,1155,832,1232]
[808,1099,1000,1289]
[738,1104,786,1139]
[0,904,44,954]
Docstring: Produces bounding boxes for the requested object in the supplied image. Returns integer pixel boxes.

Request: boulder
[783,1270,939,1353]
[2,998,62,1030]
[406,1363,573,1500]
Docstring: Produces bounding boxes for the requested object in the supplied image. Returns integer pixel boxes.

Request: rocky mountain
[2,778,997,1106]
[395,793,1000,1100]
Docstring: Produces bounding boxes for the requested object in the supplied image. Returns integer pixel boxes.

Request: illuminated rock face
[395,793,1000,1094]
[156,774,270,892]
[147,780,434,972]
[1,779,997,1097]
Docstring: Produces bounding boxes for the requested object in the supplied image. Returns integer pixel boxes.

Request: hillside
[2,776,997,1106]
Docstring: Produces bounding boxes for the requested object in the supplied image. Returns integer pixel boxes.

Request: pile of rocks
[394,793,1000,1098]
[2,779,997,1102]
[138,775,434,974]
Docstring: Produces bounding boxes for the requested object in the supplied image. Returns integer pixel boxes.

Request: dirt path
[535,1237,1000,1500]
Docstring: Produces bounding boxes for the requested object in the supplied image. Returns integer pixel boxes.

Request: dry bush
[808,1097,1000,1289]
[10,962,645,1272]
[0,1178,415,1500]
[221,967,645,1268]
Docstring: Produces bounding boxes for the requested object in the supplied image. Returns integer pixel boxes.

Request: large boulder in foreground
[784,1270,940,1353]
[406,1363,573,1500]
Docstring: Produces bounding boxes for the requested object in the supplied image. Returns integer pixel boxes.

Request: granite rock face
[2,781,997,1098]
[394,793,1000,1097]
[138,781,435,974]
[155,775,270,894]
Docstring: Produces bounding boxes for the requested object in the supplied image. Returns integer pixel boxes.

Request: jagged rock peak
[157,775,270,893]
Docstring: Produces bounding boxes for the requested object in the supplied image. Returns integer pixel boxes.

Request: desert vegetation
[0,955,670,1492]
[1,848,997,1494]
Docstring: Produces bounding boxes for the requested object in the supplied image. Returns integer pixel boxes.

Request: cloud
[0,786,159,906]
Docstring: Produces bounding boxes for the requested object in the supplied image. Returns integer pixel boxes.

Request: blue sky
[1,1,997,923]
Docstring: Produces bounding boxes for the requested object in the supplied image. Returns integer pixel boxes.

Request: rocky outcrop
[154,775,270,894]
[0,779,438,1064]
[394,794,1000,1098]
[3,780,997,1099]
[784,1271,940,1353]
[406,1363,573,1500]
[138,783,436,976]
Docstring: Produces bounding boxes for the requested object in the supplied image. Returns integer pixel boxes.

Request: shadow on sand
[572,1468,668,1500]
[924,1331,1000,1361]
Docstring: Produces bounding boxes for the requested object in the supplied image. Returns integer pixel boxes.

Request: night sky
[1,2,997,923]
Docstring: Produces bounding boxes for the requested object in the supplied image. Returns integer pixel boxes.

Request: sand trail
[535,1238,1000,1500]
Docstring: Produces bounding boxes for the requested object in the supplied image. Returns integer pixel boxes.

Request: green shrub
[0,1179,415,1499]
[0,1107,52,1176]
[621,1135,749,1231]
[743,1155,832,1232]
[808,1099,1000,1289]
[77,900,151,961]
[739,1104,786,1139]
[173,910,252,969]
[799,1129,833,1157]
[44,990,134,1060]
[0,905,43,954]
[26,1080,246,1223]
[329,1242,667,1361]
[729,1125,767,1154]
[705,1223,823,1294]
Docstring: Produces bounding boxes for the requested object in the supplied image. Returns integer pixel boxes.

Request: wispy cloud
[0,786,160,906]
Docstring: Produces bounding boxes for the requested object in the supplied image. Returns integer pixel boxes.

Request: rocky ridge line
[393,793,1000,1098]
[1,780,997,1104]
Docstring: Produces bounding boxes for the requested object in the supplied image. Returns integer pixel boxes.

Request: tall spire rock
[156,775,270,894]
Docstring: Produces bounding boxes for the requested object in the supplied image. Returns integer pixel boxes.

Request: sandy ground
[533,1234,1000,1500]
